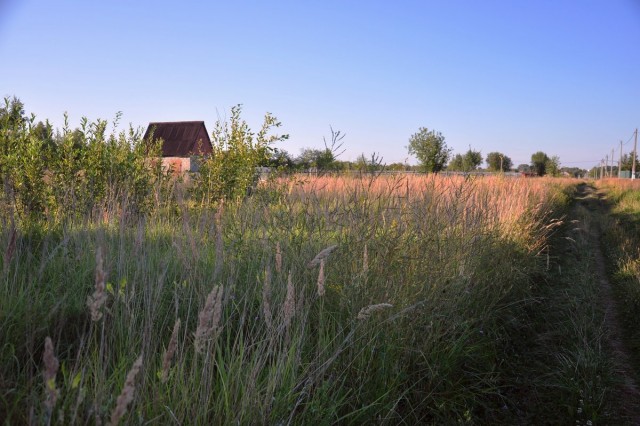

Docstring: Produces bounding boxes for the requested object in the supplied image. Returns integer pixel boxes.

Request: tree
[463,149,482,171]
[267,148,294,169]
[545,156,561,177]
[295,127,345,173]
[448,154,464,171]
[448,149,482,172]
[407,127,451,173]
[517,164,531,173]
[193,105,288,202]
[387,162,410,171]
[0,96,25,128]
[355,152,384,174]
[486,152,513,172]
[530,151,550,176]
[620,153,638,171]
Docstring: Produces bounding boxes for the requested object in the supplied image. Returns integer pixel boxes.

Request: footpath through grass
[595,180,640,394]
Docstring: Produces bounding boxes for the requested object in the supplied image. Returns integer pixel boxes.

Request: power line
[561,160,600,164]
[623,130,635,145]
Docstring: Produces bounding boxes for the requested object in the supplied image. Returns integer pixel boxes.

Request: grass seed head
[161,319,181,383]
[43,337,59,411]
[307,245,338,268]
[262,268,273,330]
[357,303,393,320]
[363,243,368,275]
[87,246,108,322]
[275,242,282,273]
[317,258,325,297]
[108,354,143,426]
[283,271,295,329]
[194,285,224,354]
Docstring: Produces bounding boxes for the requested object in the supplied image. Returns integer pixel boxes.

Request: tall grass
[0,172,578,424]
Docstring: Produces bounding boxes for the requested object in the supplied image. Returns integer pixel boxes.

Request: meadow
[0,108,631,424]
[1,169,585,423]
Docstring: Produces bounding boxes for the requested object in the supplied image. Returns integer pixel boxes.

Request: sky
[1,0,639,170]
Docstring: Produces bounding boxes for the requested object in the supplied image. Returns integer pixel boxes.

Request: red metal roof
[143,121,212,157]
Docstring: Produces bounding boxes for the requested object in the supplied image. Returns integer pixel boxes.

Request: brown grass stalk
[317,259,325,297]
[194,285,224,354]
[362,243,368,275]
[262,268,273,330]
[275,241,282,273]
[160,319,181,383]
[43,337,59,413]
[108,354,143,426]
[87,246,108,322]
[307,245,338,268]
[283,271,295,330]
[357,303,393,320]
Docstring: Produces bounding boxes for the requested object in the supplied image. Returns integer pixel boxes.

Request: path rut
[575,183,640,423]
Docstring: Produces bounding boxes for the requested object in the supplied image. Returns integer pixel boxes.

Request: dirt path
[575,183,640,423]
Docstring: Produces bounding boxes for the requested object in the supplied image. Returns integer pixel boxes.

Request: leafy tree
[267,148,294,169]
[407,127,451,173]
[296,148,327,170]
[463,149,482,171]
[0,96,25,128]
[295,127,345,173]
[448,154,464,171]
[530,151,550,176]
[620,153,638,171]
[517,164,531,173]
[448,149,482,172]
[387,162,410,171]
[545,156,561,177]
[194,105,288,202]
[355,152,384,174]
[486,152,513,172]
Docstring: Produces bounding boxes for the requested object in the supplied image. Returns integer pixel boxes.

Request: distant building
[143,121,212,173]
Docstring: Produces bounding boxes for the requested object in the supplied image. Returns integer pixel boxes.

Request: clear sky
[1,0,639,169]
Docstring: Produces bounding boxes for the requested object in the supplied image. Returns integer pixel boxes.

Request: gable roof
[143,121,212,157]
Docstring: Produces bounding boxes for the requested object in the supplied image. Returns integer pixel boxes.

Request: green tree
[517,164,531,173]
[194,105,288,202]
[448,149,482,172]
[531,151,550,176]
[463,149,482,171]
[406,127,451,173]
[620,153,638,171]
[545,155,561,177]
[387,162,410,171]
[267,148,294,169]
[0,96,25,128]
[448,154,464,171]
[486,152,513,172]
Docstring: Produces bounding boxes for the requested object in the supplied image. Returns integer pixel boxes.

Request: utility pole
[605,154,609,178]
[600,159,604,179]
[620,141,623,178]
[633,128,638,180]
[611,148,614,178]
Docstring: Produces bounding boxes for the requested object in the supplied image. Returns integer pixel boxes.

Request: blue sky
[1,1,639,169]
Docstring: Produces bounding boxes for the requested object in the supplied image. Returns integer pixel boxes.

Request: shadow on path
[574,182,640,423]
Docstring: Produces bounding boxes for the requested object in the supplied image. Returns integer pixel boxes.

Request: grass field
[1,172,637,424]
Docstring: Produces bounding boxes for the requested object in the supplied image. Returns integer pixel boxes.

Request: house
[143,121,212,173]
